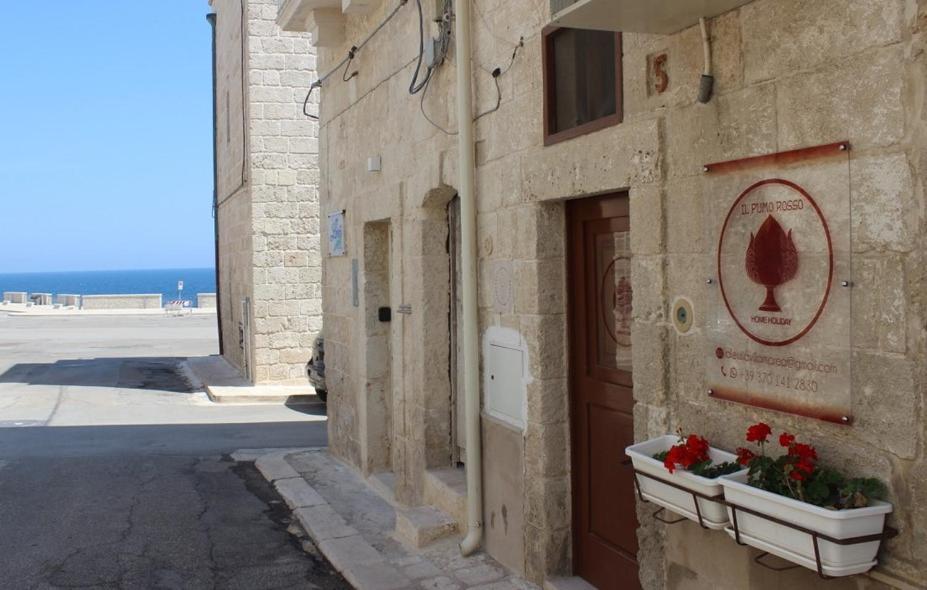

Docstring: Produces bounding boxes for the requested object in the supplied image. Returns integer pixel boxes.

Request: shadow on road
[0,357,193,392]
[284,398,328,417]
[0,421,329,458]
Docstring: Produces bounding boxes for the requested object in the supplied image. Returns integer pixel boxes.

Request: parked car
[306,335,326,403]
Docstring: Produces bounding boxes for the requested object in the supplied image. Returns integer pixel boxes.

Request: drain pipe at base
[455,0,483,558]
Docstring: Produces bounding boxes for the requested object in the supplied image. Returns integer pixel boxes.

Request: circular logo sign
[718,179,833,347]
[672,296,694,334]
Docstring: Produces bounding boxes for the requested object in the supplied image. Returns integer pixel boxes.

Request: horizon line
[0,267,216,276]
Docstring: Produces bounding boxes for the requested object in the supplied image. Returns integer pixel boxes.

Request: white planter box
[626,435,747,530]
[718,471,892,577]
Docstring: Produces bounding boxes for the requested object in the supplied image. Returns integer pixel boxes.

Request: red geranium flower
[796,458,815,475]
[663,445,682,474]
[779,432,795,447]
[746,423,772,443]
[788,442,817,462]
[789,469,807,482]
[736,447,756,466]
[685,435,710,463]
[662,434,712,474]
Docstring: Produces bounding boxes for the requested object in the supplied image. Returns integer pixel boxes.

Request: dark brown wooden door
[568,194,640,590]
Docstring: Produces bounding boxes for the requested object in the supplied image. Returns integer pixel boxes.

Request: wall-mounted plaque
[328,210,346,257]
[704,143,852,424]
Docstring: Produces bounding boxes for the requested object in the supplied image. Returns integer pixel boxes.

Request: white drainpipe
[455,0,482,557]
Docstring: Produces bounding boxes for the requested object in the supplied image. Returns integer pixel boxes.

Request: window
[542,27,622,145]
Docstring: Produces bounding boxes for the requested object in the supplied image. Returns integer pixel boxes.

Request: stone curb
[255,450,302,482]
[230,447,314,462]
[236,448,413,590]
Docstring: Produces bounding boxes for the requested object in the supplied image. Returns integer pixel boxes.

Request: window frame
[542,26,623,146]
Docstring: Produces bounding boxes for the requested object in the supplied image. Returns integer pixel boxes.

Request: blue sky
[0,2,215,273]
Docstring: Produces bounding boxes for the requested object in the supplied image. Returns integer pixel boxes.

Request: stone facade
[284,0,927,588]
[211,0,321,384]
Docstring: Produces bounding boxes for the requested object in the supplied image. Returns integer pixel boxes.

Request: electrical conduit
[455,0,482,557]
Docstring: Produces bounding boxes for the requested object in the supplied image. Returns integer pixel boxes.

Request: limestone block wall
[247,0,322,384]
[314,0,926,588]
[197,293,217,308]
[56,294,80,307]
[80,294,163,310]
[2,292,27,304]
[211,0,321,384]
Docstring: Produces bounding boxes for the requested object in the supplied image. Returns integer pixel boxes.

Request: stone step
[424,466,467,528]
[367,471,398,505]
[184,355,322,405]
[394,505,459,549]
[544,577,597,590]
[204,384,320,405]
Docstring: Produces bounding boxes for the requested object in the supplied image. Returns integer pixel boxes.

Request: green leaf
[691,460,741,479]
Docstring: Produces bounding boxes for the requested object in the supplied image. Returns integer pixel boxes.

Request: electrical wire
[473,75,501,122]
[500,37,523,76]
[342,46,359,82]
[300,0,518,129]
[472,0,523,49]
[472,36,522,121]
[420,34,523,134]
[302,0,410,119]
[420,74,457,135]
[408,0,431,95]
[417,0,455,134]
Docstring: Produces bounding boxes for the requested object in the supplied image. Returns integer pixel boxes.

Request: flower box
[718,471,893,577]
[625,435,747,530]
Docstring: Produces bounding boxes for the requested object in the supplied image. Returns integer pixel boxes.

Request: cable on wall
[342,46,359,82]
[408,0,431,95]
[302,0,410,119]
[420,35,524,134]
[420,74,457,135]
[473,36,522,122]
[301,0,518,129]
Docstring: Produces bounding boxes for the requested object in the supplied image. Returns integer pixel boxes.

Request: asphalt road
[0,313,346,589]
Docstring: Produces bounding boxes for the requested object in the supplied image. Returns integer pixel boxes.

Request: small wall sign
[328,210,346,257]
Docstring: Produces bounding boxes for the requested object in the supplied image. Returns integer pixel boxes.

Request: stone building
[277,0,926,588]
[208,0,322,384]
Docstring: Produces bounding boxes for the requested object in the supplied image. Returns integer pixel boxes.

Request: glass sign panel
[703,143,852,424]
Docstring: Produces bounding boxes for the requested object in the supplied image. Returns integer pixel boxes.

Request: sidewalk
[236,448,540,590]
[183,355,319,405]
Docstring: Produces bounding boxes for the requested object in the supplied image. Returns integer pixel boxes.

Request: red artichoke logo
[745,215,798,313]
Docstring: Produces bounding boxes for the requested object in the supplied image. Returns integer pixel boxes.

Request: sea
[0,268,217,307]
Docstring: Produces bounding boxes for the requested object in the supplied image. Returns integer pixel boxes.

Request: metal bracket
[753,551,801,572]
[632,467,898,580]
[652,506,688,525]
[632,468,722,530]
[726,501,898,579]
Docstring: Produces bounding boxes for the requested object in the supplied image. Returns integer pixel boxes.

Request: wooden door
[568,194,639,590]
